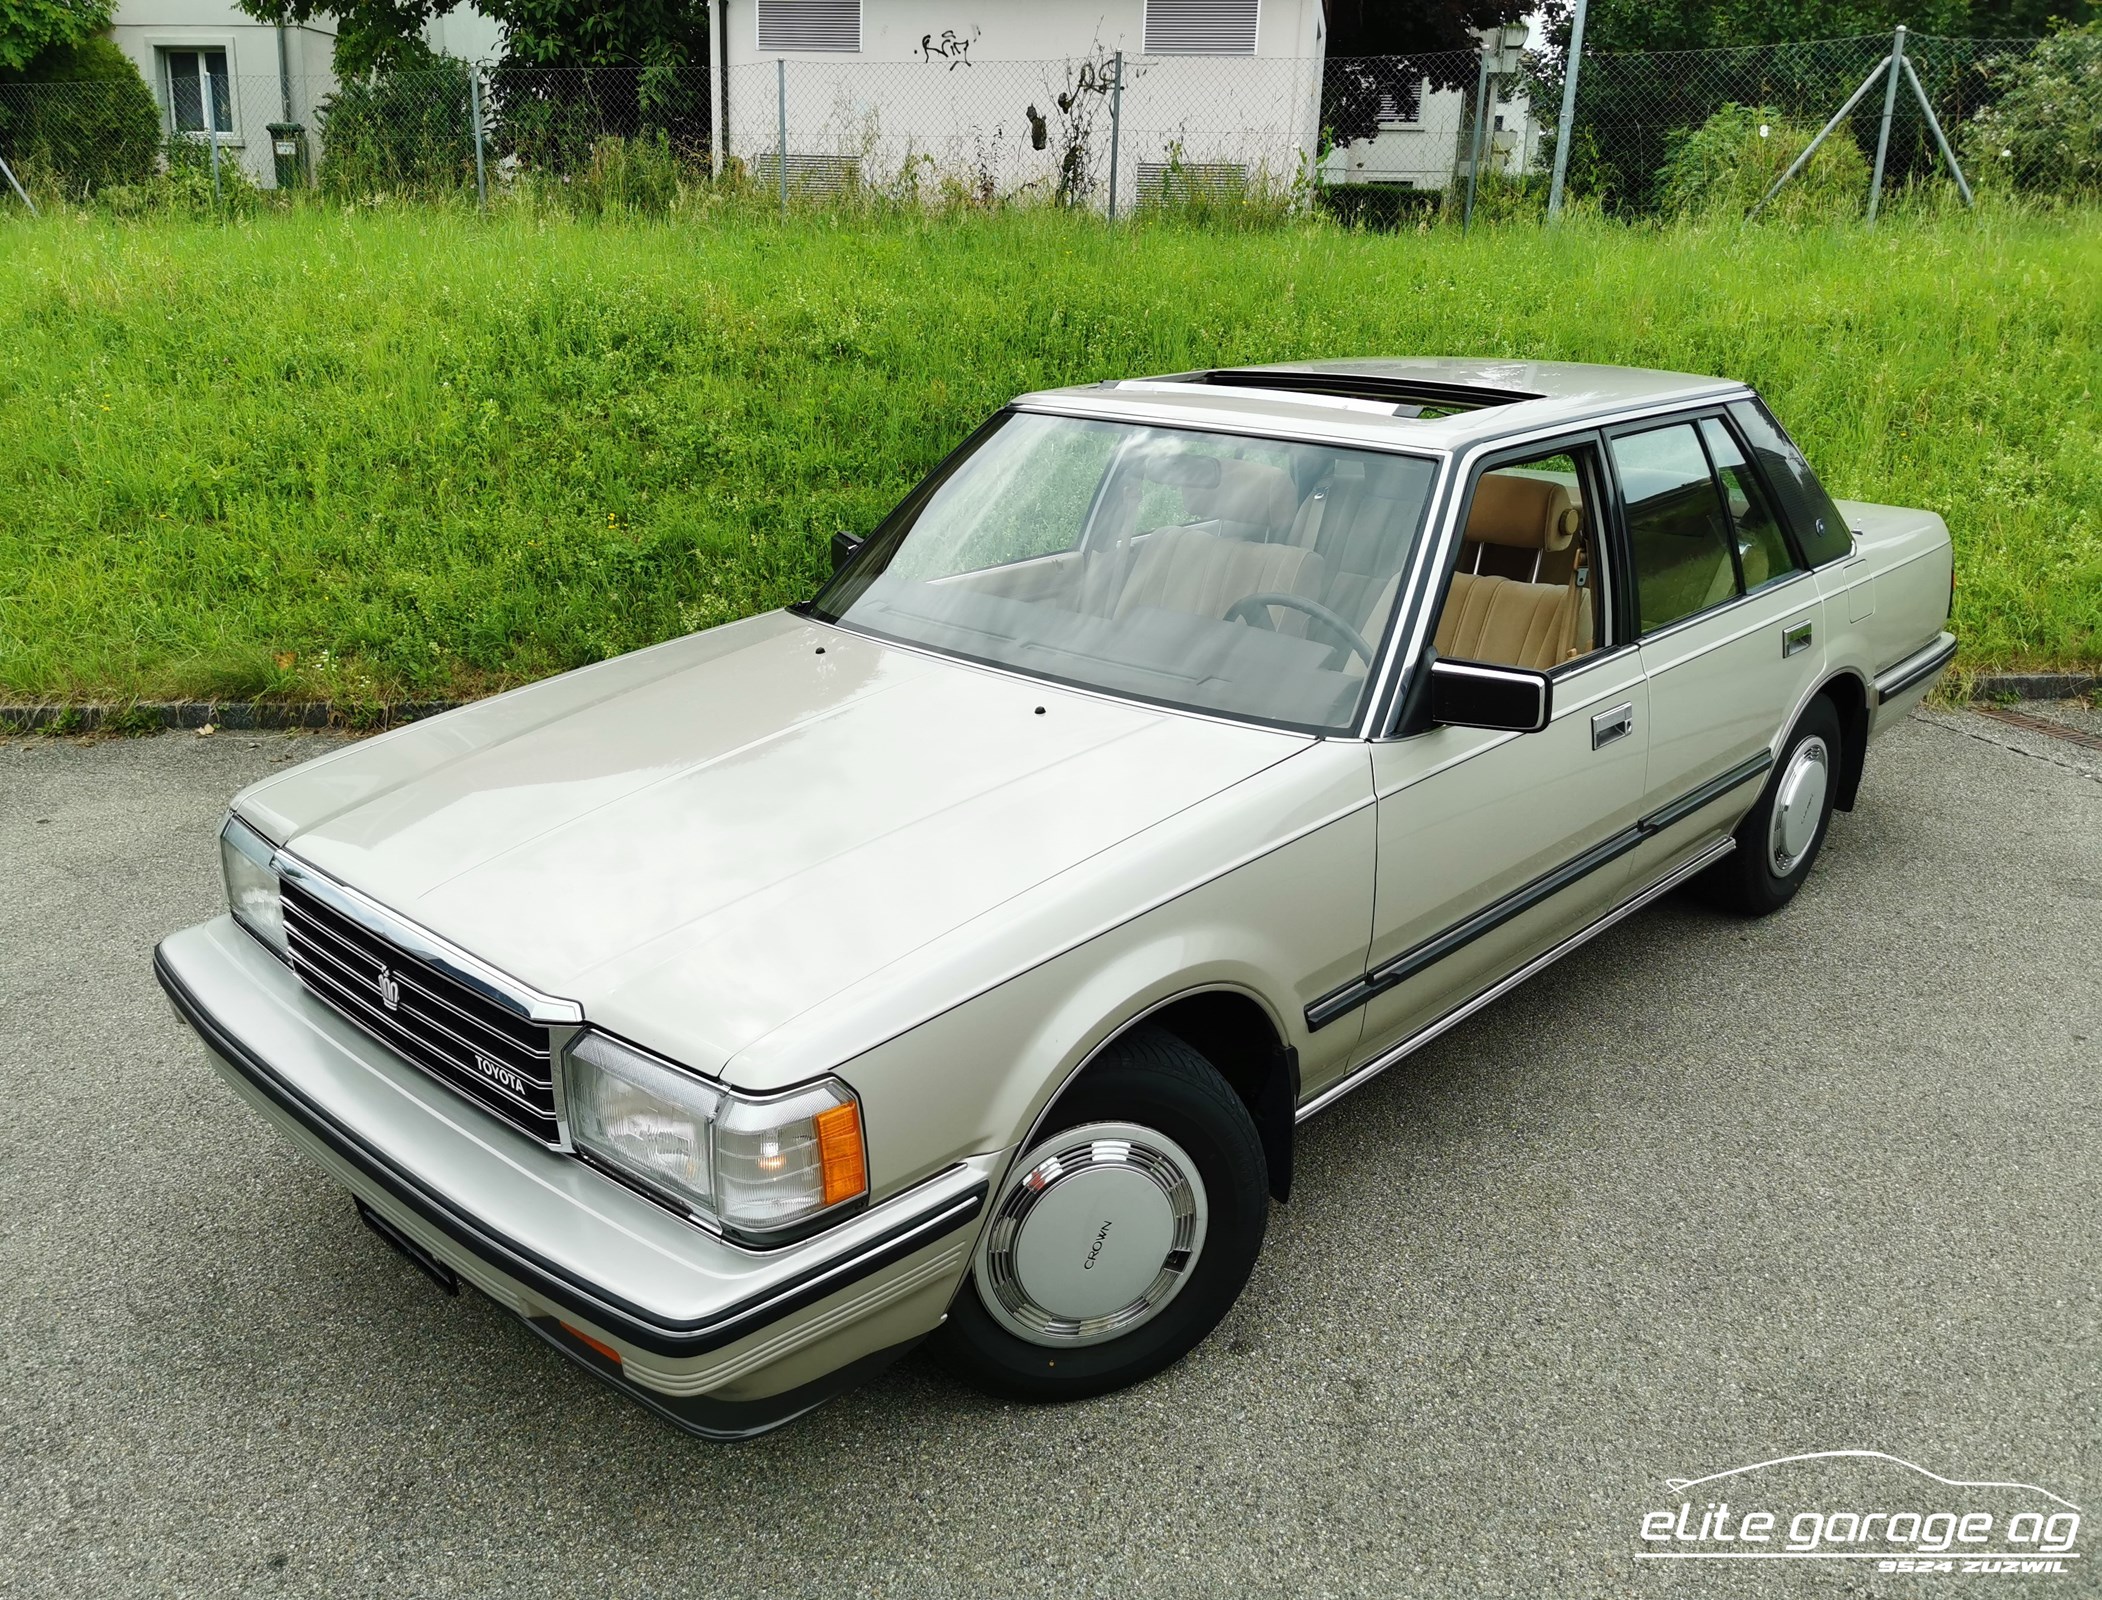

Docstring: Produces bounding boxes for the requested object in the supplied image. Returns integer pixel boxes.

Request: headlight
[220,815,288,959]
[564,1031,867,1242]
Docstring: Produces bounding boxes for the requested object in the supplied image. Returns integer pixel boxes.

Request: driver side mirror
[1428,657,1552,734]
[831,529,866,573]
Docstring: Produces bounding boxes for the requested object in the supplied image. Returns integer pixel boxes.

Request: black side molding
[1305,750,1773,1032]
[155,946,985,1359]
[1639,751,1776,835]
[1875,634,1958,705]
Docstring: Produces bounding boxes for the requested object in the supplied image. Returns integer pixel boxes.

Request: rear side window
[1699,418,1799,590]
[1610,423,1737,633]
[1728,399,1853,566]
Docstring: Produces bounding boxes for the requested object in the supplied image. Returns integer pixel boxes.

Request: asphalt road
[3,709,2097,1600]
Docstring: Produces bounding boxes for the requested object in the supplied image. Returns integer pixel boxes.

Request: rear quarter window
[1728,399,1853,566]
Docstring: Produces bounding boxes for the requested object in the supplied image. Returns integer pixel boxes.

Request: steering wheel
[1222,592,1376,670]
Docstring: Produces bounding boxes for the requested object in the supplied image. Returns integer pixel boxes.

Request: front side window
[813,412,1439,732]
[1611,423,1738,634]
[164,49,232,135]
[1435,442,1610,672]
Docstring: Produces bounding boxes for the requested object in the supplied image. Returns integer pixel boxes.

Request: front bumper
[155,917,993,1438]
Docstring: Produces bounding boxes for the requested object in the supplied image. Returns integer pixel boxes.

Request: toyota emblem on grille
[376,963,402,1011]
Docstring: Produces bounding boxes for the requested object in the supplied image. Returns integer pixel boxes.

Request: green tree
[1963,22,2102,193]
[236,0,711,170]
[1534,1,2093,57]
[234,0,707,76]
[0,0,111,73]
[0,33,158,193]
[1529,0,2098,211]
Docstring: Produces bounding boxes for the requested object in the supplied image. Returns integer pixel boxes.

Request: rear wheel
[1702,695,1842,916]
[933,1028,1268,1401]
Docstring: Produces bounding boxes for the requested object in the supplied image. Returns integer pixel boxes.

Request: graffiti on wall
[917,28,980,68]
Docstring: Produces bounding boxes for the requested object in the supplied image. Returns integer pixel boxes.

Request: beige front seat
[1433,473,1591,671]
[1114,525,1325,629]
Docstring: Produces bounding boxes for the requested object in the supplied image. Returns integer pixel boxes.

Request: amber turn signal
[560,1321,623,1365]
[814,1101,867,1207]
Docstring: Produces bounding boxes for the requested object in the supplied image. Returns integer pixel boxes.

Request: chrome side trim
[1295,836,1736,1122]
[1632,569,1820,655]
[1874,631,1958,705]
[270,850,584,1026]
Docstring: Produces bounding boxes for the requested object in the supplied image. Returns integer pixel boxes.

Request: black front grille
[281,880,559,1143]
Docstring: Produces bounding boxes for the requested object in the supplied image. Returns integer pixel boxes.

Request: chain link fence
[1,27,2094,219]
[1534,29,2092,217]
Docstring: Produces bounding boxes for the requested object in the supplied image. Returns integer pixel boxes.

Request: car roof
[1014,358,1752,453]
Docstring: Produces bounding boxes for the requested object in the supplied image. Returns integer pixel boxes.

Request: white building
[105,0,502,187]
[1321,22,1542,196]
[708,0,1328,205]
[99,0,1332,201]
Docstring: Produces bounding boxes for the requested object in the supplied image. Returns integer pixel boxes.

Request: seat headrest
[1181,459,1297,536]
[1466,473,1580,551]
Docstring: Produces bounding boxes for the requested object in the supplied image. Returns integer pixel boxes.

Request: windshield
[811,412,1439,733]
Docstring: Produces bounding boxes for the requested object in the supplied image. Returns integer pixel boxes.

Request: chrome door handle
[1783,620,1814,658]
[1591,702,1634,749]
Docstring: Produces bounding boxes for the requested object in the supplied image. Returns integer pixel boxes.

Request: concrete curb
[1968,672,2099,702]
[0,701,463,734]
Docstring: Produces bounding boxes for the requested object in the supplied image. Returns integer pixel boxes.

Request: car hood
[235,612,1307,1079]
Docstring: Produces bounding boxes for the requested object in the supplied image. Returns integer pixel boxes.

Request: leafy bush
[0,34,157,198]
[318,53,475,199]
[566,132,691,215]
[1964,24,2102,196]
[1462,166,1550,224]
[1658,102,1868,220]
[96,133,260,215]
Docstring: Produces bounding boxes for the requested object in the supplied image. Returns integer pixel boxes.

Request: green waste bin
[267,122,308,190]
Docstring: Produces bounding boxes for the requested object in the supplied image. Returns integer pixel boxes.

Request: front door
[1302,436,1651,1099]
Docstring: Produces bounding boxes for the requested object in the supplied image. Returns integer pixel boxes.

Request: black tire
[933,1028,1268,1402]
[1701,695,1843,917]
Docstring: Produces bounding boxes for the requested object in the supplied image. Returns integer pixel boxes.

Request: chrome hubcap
[976,1122,1207,1348]
[1768,735,1830,876]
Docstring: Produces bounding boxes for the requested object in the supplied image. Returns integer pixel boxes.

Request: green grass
[1,206,2097,702]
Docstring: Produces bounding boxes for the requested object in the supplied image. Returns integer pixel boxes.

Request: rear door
[1609,414,1826,884]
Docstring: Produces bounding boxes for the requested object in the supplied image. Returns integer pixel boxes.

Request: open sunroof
[1191,368,1541,419]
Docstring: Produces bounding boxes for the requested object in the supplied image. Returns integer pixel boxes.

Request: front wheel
[1701,695,1841,916]
[932,1028,1268,1401]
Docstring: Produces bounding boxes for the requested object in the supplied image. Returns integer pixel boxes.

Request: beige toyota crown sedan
[157,360,1957,1436]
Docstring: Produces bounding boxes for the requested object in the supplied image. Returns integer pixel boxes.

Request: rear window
[1727,399,1853,566]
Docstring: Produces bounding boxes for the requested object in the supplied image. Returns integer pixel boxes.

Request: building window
[1143,0,1259,56]
[163,48,232,135]
[755,0,861,52]
[1375,77,1424,124]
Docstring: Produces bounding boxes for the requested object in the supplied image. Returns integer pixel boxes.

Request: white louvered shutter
[1143,0,1260,55]
[755,0,861,52]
